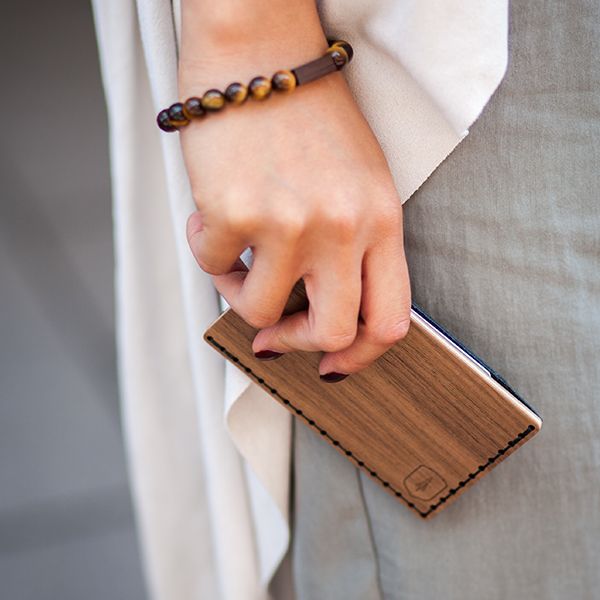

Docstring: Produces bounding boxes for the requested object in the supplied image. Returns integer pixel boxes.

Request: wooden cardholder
[203,285,542,519]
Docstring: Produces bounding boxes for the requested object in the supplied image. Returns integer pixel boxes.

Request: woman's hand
[179,4,411,380]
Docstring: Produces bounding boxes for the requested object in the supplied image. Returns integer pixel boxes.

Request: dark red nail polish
[254,350,283,361]
[320,372,348,383]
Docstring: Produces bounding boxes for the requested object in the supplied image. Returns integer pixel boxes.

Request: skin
[179,0,411,380]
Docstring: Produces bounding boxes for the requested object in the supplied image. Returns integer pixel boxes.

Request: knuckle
[312,328,357,352]
[347,358,373,373]
[186,211,204,239]
[272,212,306,242]
[367,317,411,345]
[331,214,360,242]
[318,205,360,241]
[218,196,260,233]
[227,210,261,234]
[243,306,280,329]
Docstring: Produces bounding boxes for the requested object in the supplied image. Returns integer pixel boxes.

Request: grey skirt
[283,2,600,599]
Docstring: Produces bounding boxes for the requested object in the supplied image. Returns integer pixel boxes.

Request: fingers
[189,204,410,381]
[186,211,247,275]
[317,228,411,378]
[188,209,309,328]
[251,254,362,354]
[212,242,301,329]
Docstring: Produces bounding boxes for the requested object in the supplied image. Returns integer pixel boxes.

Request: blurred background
[0,0,147,597]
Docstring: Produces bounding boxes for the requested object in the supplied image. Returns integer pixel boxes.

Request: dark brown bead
[329,40,353,62]
[224,82,248,104]
[183,97,205,119]
[326,46,349,69]
[156,109,176,132]
[168,103,190,127]
[201,89,226,111]
[272,69,297,92]
[248,76,272,100]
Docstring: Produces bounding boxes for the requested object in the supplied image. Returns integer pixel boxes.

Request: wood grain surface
[203,285,542,519]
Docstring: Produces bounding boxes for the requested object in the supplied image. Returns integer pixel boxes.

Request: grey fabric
[289,2,600,599]
[290,423,383,600]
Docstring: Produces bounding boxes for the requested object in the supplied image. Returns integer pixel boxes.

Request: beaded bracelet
[156,39,353,132]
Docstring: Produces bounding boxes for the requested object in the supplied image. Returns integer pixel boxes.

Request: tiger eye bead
[329,40,353,62]
[272,70,297,92]
[224,82,248,104]
[248,76,272,100]
[157,109,176,132]
[326,46,349,69]
[167,102,190,127]
[201,89,226,111]
[183,97,205,119]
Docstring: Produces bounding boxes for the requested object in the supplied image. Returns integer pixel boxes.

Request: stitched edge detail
[206,335,536,518]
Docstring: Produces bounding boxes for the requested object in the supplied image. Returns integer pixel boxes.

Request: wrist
[181,0,322,50]
[179,1,327,92]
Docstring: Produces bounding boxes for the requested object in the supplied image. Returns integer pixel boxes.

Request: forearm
[180,0,327,89]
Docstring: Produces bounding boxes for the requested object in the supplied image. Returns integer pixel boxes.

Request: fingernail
[254,350,284,361]
[320,372,349,383]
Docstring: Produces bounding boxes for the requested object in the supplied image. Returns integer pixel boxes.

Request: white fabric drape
[90,1,509,598]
